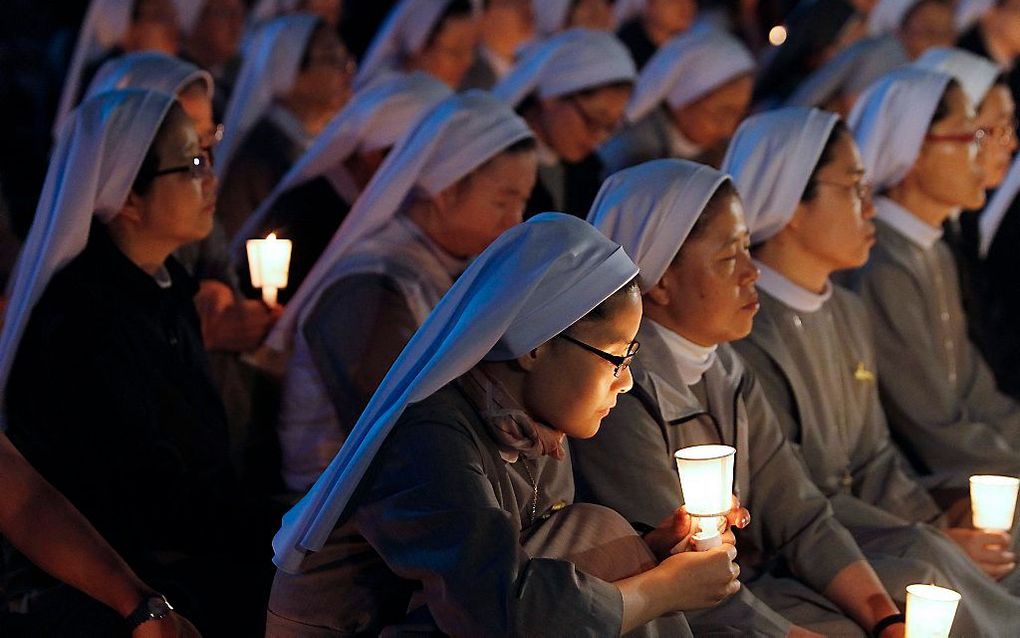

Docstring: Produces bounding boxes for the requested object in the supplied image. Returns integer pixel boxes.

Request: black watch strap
[124,594,173,632]
[871,612,906,637]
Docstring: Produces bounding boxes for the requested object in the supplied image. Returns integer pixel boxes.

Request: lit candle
[970,475,1020,532]
[674,445,736,551]
[246,233,292,307]
[905,584,960,638]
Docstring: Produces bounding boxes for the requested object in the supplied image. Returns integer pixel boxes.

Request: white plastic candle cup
[905,584,960,638]
[675,445,736,551]
[246,234,292,307]
[970,475,1020,532]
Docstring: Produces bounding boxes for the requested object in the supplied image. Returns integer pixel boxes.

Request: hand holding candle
[246,233,292,308]
[674,445,737,551]
[970,475,1020,532]
[904,584,960,637]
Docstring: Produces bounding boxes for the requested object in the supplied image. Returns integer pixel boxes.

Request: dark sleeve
[738,368,866,593]
[302,273,420,431]
[356,412,623,636]
[859,257,1020,482]
[570,389,682,528]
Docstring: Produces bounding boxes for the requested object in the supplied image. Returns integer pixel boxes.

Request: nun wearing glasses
[0,89,245,633]
[267,213,740,636]
[724,107,1020,633]
[493,28,636,219]
[575,159,908,637]
[847,67,1020,494]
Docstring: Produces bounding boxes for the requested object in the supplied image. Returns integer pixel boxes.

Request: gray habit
[571,319,869,636]
[735,283,1020,634]
[852,218,1020,488]
[266,379,692,637]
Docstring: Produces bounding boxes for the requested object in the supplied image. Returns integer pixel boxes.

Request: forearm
[617,565,676,635]
[823,559,899,633]
[0,436,151,617]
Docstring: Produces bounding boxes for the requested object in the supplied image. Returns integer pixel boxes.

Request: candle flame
[267,233,277,241]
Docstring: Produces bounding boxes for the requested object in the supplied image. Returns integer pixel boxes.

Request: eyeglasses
[153,153,214,180]
[980,119,1018,147]
[925,129,986,147]
[557,333,640,378]
[568,94,619,140]
[813,178,872,201]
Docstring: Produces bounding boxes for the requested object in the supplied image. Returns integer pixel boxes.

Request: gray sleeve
[357,415,623,636]
[302,273,419,431]
[570,390,683,528]
[598,117,666,177]
[859,259,1020,483]
[740,369,865,593]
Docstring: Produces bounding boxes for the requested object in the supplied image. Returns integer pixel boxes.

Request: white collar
[535,137,560,167]
[874,196,943,250]
[665,115,703,160]
[753,259,832,313]
[648,319,717,386]
[152,264,173,289]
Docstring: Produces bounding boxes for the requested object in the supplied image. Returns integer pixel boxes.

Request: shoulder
[385,382,494,467]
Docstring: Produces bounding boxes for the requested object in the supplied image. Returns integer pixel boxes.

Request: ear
[786,200,810,233]
[430,181,460,215]
[643,274,671,307]
[118,190,147,225]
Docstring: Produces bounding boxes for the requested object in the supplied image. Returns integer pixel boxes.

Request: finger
[730,561,741,578]
[720,530,737,546]
[971,545,1016,564]
[982,561,1016,579]
[726,578,741,595]
[724,543,737,561]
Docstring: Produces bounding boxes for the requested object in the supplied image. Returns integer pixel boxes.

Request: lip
[202,201,216,215]
[740,292,760,311]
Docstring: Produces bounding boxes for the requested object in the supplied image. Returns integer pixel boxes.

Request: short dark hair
[298,19,331,72]
[666,179,739,266]
[578,275,641,323]
[930,78,962,128]
[802,120,849,201]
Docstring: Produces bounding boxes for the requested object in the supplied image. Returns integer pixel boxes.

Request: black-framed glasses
[558,333,640,378]
[567,94,618,139]
[152,153,214,180]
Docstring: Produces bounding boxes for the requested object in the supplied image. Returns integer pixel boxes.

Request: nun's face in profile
[124,0,180,55]
[409,14,479,89]
[976,85,1017,188]
[290,27,354,118]
[521,288,642,439]
[425,147,538,258]
[898,0,956,60]
[569,0,615,31]
[539,84,632,162]
[793,131,876,272]
[137,107,217,245]
[671,74,753,149]
[910,84,986,211]
[651,192,759,346]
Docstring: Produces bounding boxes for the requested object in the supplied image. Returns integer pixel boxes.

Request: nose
[614,365,635,394]
[737,250,758,285]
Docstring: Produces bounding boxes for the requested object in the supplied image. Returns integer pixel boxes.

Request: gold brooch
[854,362,875,383]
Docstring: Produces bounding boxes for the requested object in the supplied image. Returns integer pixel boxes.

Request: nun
[53,0,184,134]
[914,48,1019,396]
[0,89,244,633]
[598,26,755,176]
[355,0,479,90]
[230,72,451,303]
[847,67,1020,491]
[577,159,915,636]
[723,107,1020,629]
[787,0,955,115]
[250,0,343,27]
[957,0,1020,109]
[176,0,246,118]
[614,0,697,69]
[216,14,353,239]
[460,0,533,91]
[492,28,635,218]
[265,92,536,493]
[267,213,739,636]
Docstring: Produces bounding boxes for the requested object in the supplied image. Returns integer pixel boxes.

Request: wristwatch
[124,594,174,632]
